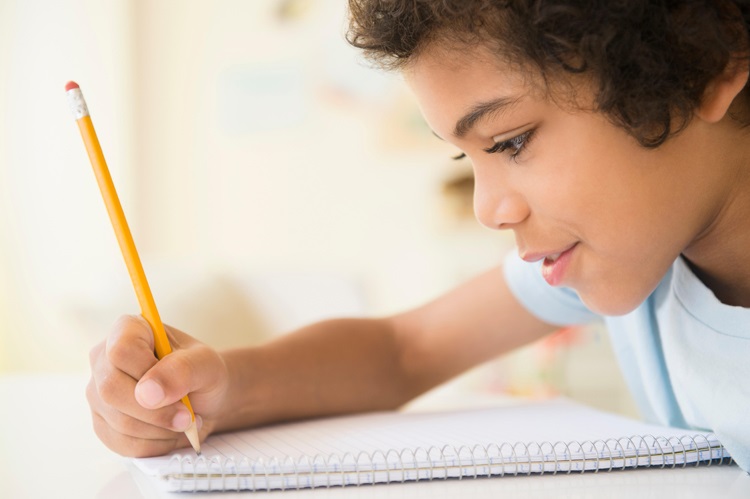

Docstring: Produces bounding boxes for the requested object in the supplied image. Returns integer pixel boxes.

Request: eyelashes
[483,129,535,161]
[451,128,536,162]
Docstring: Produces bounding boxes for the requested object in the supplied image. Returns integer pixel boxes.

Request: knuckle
[112,314,142,331]
[107,316,155,369]
[104,410,129,434]
[89,341,104,367]
[160,353,194,393]
[96,372,121,406]
[108,411,144,436]
[85,378,99,406]
[111,314,150,344]
[91,412,123,454]
[106,340,131,369]
[91,419,111,447]
[171,352,194,377]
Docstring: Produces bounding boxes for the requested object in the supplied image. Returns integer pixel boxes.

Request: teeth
[547,253,561,262]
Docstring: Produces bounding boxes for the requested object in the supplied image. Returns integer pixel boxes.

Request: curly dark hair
[347,0,750,147]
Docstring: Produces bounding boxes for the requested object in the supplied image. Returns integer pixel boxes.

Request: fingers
[99,315,210,412]
[87,378,176,440]
[88,315,208,457]
[105,314,157,381]
[90,410,187,458]
[87,357,195,433]
[135,336,225,410]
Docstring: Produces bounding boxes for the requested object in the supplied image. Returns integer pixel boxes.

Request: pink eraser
[65,81,80,91]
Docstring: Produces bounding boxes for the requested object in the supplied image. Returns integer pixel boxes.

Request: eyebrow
[452,96,521,138]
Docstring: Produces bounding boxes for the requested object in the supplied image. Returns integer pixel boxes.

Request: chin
[572,259,671,316]
[576,288,650,317]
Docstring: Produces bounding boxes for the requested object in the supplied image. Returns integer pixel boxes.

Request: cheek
[515,151,595,228]
[515,124,597,215]
[527,121,651,243]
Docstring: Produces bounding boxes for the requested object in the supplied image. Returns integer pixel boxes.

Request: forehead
[403,44,546,136]
[405,44,533,93]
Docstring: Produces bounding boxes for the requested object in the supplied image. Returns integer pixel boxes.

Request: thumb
[134,347,212,410]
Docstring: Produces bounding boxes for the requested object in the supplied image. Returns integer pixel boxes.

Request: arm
[218,266,556,431]
[88,264,557,456]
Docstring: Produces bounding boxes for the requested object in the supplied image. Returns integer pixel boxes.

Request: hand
[87,315,230,457]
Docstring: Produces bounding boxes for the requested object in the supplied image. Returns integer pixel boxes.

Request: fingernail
[172,409,192,431]
[135,379,165,408]
[196,414,203,430]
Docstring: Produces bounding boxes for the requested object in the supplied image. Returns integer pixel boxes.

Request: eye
[483,129,535,162]
[452,152,466,160]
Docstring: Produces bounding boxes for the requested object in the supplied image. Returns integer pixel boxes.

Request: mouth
[540,243,578,286]
[544,251,565,263]
[520,243,578,264]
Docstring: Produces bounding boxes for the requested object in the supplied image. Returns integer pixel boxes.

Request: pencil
[65,81,201,454]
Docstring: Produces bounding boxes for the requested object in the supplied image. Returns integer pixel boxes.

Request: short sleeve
[502,251,600,326]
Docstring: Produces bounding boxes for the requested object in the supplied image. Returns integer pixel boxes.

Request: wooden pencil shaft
[76,116,171,358]
[69,84,200,452]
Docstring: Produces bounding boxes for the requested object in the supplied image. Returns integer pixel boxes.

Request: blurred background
[0,0,636,416]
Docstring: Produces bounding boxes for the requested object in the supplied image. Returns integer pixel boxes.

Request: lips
[541,244,577,285]
[520,243,576,263]
[520,243,578,286]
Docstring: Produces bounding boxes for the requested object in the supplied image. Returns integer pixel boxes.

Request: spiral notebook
[132,399,730,493]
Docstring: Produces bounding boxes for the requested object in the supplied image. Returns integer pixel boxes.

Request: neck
[682,136,750,307]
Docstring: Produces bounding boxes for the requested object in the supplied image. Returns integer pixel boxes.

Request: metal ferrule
[66,88,89,119]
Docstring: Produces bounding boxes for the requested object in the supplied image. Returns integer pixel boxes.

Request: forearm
[210,267,556,435]
[214,317,418,433]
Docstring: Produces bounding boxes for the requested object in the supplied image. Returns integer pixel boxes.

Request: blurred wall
[0,0,137,371]
[128,0,508,309]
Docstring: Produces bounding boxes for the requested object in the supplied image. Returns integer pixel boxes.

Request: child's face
[405,45,724,315]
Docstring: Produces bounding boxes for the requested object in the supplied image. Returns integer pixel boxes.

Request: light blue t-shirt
[503,252,750,471]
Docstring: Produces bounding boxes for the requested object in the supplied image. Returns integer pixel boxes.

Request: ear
[695,58,749,123]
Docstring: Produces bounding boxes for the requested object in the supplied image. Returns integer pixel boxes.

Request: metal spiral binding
[160,433,729,492]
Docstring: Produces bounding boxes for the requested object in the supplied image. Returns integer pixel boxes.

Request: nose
[473,177,529,230]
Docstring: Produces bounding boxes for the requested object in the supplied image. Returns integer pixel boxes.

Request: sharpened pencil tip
[184,420,201,455]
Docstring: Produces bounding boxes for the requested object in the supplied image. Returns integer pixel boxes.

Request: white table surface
[1,373,748,499]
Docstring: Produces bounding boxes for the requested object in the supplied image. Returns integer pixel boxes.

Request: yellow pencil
[65,81,201,454]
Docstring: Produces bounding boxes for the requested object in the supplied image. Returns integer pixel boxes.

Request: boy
[87,0,750,471]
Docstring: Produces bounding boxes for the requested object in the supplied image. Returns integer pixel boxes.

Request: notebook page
[134,398,710,476]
